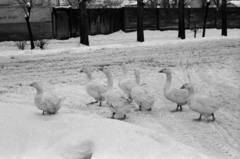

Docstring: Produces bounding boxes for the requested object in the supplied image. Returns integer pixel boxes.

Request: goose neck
[86,71,92,81]
[36,86,43,94]
[106,72,113,89]
[187,87,195,96]
[122,65,127,77]
[164,72,172,90]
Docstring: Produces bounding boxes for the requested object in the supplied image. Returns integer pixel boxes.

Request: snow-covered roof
[227,1,240,7]
[53,5,71,9]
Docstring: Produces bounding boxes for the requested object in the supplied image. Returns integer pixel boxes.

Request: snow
[0,29,240,159]
[227,1,240,7]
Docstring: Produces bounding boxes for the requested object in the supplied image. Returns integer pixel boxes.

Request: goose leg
[99,101,102,106]
[111,112,116,119]
[171,105,179,113]
[193,114,202,121]
[86,101,98,105]
[179,105,183,111]
[42,111,45,115]
[210,113,215,122]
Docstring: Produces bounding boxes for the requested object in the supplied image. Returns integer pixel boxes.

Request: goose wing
[106,90,130,108]
[195,96,219,113]
[42,93,61,107]
[119,79,136,92]
[173,88,189,98]
[133,87,154,102]
[87,82,107,94]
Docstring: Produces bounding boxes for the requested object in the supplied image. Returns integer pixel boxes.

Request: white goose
[118,63,137,101]
[159,68,189,112]
[181,83,221,122]
[80,67,107,106]
[131,69,155,111]
[30,82,66,115]
[100,66,132,120]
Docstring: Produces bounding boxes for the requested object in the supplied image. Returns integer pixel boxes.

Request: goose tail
[59,95,66,108]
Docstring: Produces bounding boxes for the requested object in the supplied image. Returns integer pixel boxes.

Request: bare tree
[221,0,227,36]
[15,0,35,49]
[68,0,89,45]
[178,0,185,39]
[202,0,211,37]
[178,0,192,39]
[137,0,145,42]
[79,0,89,45]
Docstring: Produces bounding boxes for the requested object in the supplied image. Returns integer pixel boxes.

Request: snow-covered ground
[0,29,240,159]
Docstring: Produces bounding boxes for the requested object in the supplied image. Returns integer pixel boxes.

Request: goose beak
[159,69,164,73]
[99,67,104,71]
[79,69,83,73]
[180,85,185,89]
[29,83,33,87]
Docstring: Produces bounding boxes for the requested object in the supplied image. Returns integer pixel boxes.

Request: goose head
[30,82,43,93]
[30,82,40,89]
[80,67,90,73]
[180,83,194,90]
[99,66,111,75]
[159,68,171,74]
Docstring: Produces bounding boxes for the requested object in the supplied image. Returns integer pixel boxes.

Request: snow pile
[0,102,208,159]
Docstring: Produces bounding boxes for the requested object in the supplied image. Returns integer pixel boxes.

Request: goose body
[118,63,137,101]
[30,82,66,115]
[80,67,107,106]
[159,68,189,112]
[181,83,221,121]
[131,69,155,111]
[100,66,132,120]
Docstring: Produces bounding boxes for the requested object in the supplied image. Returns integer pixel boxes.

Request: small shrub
[15,41,27,50]
[36,39,48,50]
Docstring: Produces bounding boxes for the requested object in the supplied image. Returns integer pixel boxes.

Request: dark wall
[0,22,52,42]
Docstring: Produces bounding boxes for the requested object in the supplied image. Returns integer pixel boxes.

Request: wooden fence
[52,7,240,40]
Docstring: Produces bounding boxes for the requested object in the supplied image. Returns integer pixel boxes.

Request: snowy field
[0,29,240,159]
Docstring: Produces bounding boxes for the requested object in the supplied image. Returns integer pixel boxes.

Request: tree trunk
[202,1,210,37]
[137,0,144,42]
[178,0,185,39]
[25,16,35,50]
[79,0,89,45]
[221,0,227,36]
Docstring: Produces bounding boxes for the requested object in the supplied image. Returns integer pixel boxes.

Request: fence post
[121,7,125,32]
[69,7,73,37]
[52,7,55,38]
[156,8,159,30]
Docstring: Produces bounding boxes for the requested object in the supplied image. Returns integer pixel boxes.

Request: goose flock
[30,64,222,122]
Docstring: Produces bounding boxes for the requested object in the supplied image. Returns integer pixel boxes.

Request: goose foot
[193,114,202,122]
[146,108,152,111]
[179,105,183,111]
[42,111,45,115]
[86,101,98,105]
